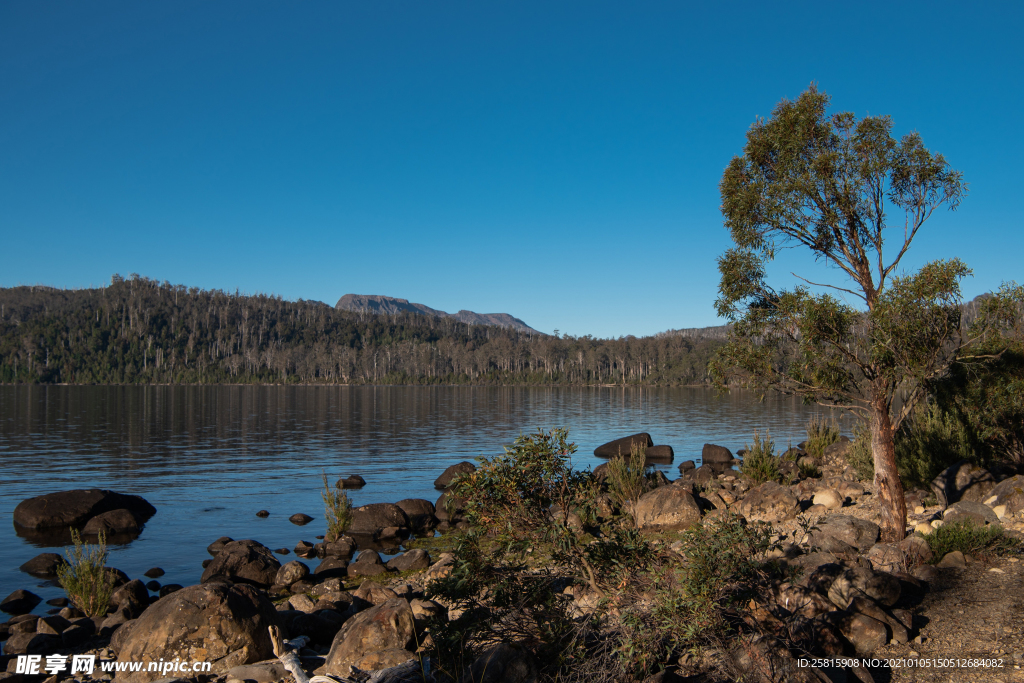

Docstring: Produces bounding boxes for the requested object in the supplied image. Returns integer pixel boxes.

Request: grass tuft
[925,520,1020,561]
[741,430,779,484]
[804,414,842,459]
[606,443,651,519]
[322,472,353,541]
[56,530,114,617]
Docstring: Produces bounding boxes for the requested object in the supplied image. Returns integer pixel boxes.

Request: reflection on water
[0,385,846,606]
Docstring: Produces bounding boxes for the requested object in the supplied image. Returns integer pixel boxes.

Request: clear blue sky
[2,2,1021,338]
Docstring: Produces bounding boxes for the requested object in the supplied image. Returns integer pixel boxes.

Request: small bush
[846,421,875,481]
[804,414,841,459]
[606,443,651,518]
[57,530,114,617]
[321,472,352,541]
[616,514,777,676]
[741,430,779,484]
[798,461,822,479]
[895,402,974,490]
[925,520,1020,561]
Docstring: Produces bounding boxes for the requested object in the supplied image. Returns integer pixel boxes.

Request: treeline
[0,275,724,386]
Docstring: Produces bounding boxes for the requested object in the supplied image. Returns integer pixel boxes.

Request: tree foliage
[708,85,1021,541]
[0,275,722,386]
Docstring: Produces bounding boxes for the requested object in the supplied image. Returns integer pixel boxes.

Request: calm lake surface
[0,385,847,606]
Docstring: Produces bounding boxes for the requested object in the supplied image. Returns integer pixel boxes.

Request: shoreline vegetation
[4,425,1023,683]
[0,275,724,387]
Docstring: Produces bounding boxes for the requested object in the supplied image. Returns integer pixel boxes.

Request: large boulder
[815,514,880,553]
[943,500,999,526]
[831,611,888,654]
[275,561,310,587]
[434,461,477,490]
[701,443,734,466]
[826,566,901,608]
[83,509,141,535]
[594,433,654,458]
[644,445,674,463]
[467,643,538,683]
[13,489,156,530]
[113,583,277,682]
[348,503,410,535]
[1,589,42,615]
[930,460,994,508]
[633,486,701,530]
[321,597,415,672]
[734,482,800,523]
[386,549,431,573]
[19,553,66,577]
[201,540,281,586]
[984,475,1024,515]
[395,499,437,532]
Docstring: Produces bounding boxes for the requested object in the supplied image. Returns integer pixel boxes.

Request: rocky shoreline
[3,435,1024,683]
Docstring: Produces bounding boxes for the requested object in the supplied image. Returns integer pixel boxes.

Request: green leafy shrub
[925,520,1020,561]
[321,472,352,541]
[605,443,651,519]
[846,421,875,481]
[894,402,974,490]
[741,430,779,484]
[57,530,114,617]
[449,428,592,546]
[798,461,822,479]
[804,414,841,459]
[616,514,777,676]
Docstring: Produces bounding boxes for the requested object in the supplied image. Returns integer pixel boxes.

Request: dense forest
[0,275,724,385]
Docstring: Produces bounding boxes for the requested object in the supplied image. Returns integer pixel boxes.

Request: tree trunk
[870,384,906,542]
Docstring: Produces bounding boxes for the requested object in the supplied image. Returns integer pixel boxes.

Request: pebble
[990,567,1005,574]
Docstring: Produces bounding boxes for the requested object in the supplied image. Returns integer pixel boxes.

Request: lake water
[0,385,847,607]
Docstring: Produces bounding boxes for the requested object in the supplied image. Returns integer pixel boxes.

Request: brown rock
[321,598,415,672]
[348,503,409,535]
[433,461,477,490]
[734,482,800,523]
[201,539,282,586]
[594,433,654,458]
[395,499,437,532]
[83,509,140,535]
[114,582,276,682]
[633,486,701,530]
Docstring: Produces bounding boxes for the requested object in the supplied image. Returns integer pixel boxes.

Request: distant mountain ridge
[335,294,540,334]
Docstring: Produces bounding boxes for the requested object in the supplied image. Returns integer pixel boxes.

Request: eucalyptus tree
[710,85,1018,541]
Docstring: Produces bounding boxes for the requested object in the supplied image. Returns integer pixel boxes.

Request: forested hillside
[0,275,724,385]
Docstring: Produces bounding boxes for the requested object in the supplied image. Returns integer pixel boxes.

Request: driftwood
[268,626,430,683]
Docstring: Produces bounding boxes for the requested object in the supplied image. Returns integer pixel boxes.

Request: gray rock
[347,550,389,578]
[930,460,993,508]
[983,475,1024,515]
[274,561,310,587]
[288,513,314,525]
[678,460,696,473]
[944,500,999,526]
[827,566,901,608]
[207,536,235,556]
[314,556,349,579]
[832,611,888,654]
[816,514,880,552]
